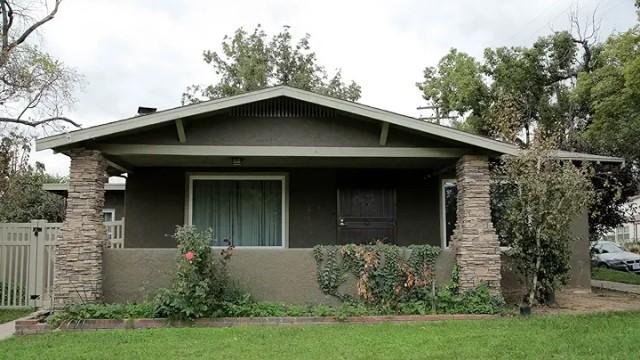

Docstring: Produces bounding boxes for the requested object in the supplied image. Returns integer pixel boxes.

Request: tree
[418,5,639,240]
[493,141,593,309]
[417,30,582,146]
[0,0,81,131]
[183,25,361,104]
[576,23,640,164]
[0,132,65,222]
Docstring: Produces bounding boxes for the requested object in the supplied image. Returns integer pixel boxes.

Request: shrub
[153,226,238,320]
[313,244,441,306]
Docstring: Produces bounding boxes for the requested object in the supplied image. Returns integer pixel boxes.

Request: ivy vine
[313,244,441,306]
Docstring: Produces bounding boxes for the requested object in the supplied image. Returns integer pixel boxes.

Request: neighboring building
[602,195,640,244]
[43,182,126,221]
[35,86,623,307]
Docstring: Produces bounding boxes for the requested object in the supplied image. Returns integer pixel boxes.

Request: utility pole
[417,105,457,125]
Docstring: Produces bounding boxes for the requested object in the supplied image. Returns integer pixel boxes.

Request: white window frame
[439,178,456,249]
[186,173,289,249]
[102,208,116,222]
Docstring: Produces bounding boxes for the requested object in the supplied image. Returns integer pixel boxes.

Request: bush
[153,226,239,320]
[313,244,441,306]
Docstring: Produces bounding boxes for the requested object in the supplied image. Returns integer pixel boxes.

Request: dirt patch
[535,288,640,315]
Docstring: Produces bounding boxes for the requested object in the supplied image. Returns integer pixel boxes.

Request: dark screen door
[337,187,396,244]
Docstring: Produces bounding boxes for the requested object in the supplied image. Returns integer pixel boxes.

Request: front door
[337,187,396,244]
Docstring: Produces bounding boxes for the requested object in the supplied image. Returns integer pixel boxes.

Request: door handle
[339,218,345,226]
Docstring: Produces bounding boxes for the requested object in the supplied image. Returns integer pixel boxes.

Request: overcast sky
[31,0,637,176]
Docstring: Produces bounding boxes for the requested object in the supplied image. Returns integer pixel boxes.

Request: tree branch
[5,0,61,53]
[0,115,80,127]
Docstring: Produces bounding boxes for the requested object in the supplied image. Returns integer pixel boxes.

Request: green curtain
[192,179,282,246]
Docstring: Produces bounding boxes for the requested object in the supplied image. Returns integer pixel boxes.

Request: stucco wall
[103,248,456,304]
[103,237,588,305]
[124,168,442,248]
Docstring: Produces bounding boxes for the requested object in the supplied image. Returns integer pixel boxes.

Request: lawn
[2,312,640,359]
[592,268,640,285]
[0,309,32,324]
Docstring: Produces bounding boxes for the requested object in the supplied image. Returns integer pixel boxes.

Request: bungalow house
[35,86,623,307]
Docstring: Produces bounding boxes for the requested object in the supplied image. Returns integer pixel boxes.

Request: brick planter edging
[15,314,497,335]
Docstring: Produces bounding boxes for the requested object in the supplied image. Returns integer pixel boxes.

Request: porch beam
[96,144,470,158]
[379,122,389,146]
[104,157,134,174]
[175,119,186,144]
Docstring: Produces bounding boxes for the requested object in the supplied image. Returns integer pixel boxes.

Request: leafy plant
[313,244,441,306]
[153,226,239,320]
[493,141,594,307]
[48,303,154,328]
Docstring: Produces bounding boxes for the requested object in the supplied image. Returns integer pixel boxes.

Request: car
[591,241,640,274]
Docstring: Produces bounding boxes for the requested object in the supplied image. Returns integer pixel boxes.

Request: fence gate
[0,219,124,309]
[0,220,57,308]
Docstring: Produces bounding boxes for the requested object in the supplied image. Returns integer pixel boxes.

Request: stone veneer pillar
[452,155,502,295]
[53,148,107,308]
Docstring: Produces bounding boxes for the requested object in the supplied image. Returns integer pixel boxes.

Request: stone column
[53,148,107,308]
[452,155,502,295]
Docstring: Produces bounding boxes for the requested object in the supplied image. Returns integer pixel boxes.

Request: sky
[29,0,638,176]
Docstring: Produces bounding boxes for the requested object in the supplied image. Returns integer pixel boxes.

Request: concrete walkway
[0,313,35,341]
[0,320,16,341]
[592,280,640,295]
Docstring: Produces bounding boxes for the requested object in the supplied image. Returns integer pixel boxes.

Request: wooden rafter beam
[175,119,186,144]
[379,122,389,146]
[105,157,134,174]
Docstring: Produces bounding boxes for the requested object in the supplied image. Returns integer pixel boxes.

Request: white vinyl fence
[0,219,124,308]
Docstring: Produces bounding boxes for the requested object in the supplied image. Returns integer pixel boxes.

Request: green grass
[0,309,32,324]
[2,312,640,359]
[592,268,640,285]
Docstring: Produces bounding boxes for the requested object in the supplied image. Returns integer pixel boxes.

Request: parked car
[591,241,640,274]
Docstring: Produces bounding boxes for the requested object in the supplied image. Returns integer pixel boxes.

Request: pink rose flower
[184,251,194,263]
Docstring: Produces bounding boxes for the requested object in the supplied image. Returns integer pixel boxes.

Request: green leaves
[0,132,65,222]
[153,226,238,320]
[313,244,440,306]
[493,143,594,304]
[183,25,361,104]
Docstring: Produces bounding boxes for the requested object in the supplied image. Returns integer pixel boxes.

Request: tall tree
[417,30,582,146]
[0,0,81,131]
[418,5,640,238]
[183,25,361,104]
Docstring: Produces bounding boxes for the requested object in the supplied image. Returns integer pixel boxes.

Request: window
[187,174,286,247]
[102,209,115,222]
[616,226,631,243]
[440,179,457,248]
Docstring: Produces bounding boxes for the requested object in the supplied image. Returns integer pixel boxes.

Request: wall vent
[227,97,336,118]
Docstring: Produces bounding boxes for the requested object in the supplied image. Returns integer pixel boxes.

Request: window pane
[192,179,282,247]
[193,180,235,246]
[102,211,114,222]
[443,182,457,248]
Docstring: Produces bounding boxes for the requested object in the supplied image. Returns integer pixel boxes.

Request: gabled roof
[36,86,520,154]
[35,85,623,163]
